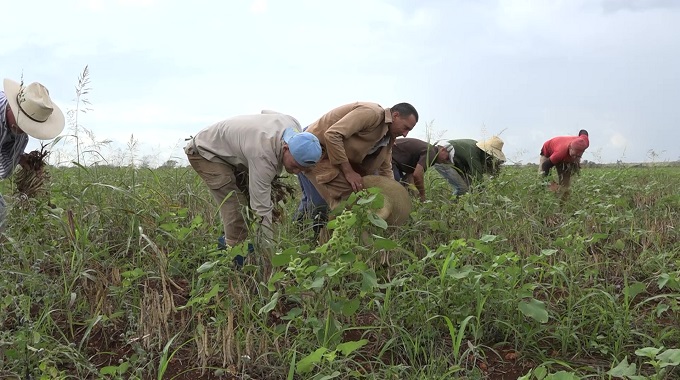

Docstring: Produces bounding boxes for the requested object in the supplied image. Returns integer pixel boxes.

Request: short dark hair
[578,129,589,136]
[391,102,419,122]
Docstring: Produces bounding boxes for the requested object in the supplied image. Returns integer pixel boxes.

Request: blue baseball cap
[282,128,322,167]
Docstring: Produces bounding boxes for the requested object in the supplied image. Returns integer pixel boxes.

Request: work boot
[217,235,253,268]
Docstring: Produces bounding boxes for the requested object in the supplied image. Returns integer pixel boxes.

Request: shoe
[217,236,253,268]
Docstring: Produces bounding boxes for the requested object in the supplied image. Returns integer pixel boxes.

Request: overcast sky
[3,0,679,165]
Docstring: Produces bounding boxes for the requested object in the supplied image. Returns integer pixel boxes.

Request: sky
[2,0,679,166]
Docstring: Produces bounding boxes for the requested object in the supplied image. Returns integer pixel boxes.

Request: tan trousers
[187,153,249,247]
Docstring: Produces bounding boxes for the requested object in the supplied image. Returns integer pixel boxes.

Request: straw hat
[476,136,506,162]
[363,175,412,226]
[3,78,65,140]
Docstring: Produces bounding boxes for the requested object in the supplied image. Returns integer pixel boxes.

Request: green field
[1,165,679,379]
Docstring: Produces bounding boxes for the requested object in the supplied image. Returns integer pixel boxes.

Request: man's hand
[18,153,30,170]
[340,162,364,192]
[344,170,364,192]
[406,184,419,198]
[413,164,426,202]
[548,181,560,192]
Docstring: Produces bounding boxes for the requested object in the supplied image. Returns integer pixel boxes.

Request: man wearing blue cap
[185,110,322,263]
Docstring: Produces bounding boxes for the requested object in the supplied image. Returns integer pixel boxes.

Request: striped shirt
[0,91,29,179]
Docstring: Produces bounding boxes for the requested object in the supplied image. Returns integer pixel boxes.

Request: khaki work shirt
[185,111,301,235]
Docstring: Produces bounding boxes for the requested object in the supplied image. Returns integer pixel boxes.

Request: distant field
[1,165,678,379]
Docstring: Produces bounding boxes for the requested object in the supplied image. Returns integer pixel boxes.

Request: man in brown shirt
[391,138,451,201]
[297,102,418,228]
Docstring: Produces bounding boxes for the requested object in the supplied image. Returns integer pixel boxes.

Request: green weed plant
[0,162,678,379]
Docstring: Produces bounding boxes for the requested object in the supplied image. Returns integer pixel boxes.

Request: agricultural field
[1,164,679,379]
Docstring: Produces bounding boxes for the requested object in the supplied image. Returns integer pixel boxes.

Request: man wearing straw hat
[434,136,506,196]
[1,78,65,231]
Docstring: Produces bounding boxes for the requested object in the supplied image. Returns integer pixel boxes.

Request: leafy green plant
[2,156,679,379]
[608,346,680,380]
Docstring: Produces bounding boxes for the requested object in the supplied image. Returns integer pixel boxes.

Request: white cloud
[118,0,156,7]
[79,0,105,11]
[610,132,628,148]
[250,0,267,13]
[90,103,215,126]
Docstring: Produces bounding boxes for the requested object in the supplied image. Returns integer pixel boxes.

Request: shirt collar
[384,107,393,124]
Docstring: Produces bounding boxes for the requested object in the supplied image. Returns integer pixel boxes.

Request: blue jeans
[392,163,405,182]
[293,175,311,220]
[217,235,252,268]
[434,164,470,196]
[294,173,329,235]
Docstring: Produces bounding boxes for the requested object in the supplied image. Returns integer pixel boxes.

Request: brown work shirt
[306,101,394,178]
[391,138,440,174]
[305,102,395,206]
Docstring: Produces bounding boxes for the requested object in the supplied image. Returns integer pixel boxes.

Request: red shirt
[541,135,589,164]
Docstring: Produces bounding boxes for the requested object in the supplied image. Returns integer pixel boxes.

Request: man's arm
[540,159,554,176]
[469,154,486,182]
[18,153,31,170]
[324,107,381,164]
[339,162,363,192]
[412,164,426,201]
[325,106,383,191]
[377,146,393,178]
[0,125,29,179]
[247,160,277,241]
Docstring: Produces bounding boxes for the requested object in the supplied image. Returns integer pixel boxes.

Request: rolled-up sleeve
[0,132,28,179]
[1,93,29,179]
[378,145,394,177]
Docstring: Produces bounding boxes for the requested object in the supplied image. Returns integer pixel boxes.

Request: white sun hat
[441,142,456,163]
[3,78,65,140]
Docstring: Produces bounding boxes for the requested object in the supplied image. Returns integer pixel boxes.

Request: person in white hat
[433,136,506,196]
[391,137,452,201]
[0,78,65,230]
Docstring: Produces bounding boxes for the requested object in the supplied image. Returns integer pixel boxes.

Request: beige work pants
[187,153,249,247]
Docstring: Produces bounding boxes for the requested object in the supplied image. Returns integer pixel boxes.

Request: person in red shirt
[539,129,589,195]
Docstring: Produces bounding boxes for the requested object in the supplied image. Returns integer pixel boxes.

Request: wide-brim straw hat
[3,78,65,140]
[476,136,506,162]
[363,175,412,226]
